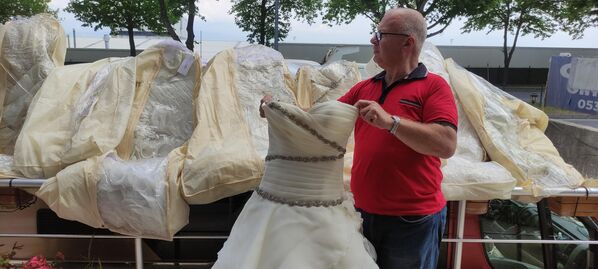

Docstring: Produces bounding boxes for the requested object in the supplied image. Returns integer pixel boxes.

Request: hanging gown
[212,101,378,269]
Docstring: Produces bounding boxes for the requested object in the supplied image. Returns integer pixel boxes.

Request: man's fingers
[354,100,372,109]
[363,110,378,122]
[261,94,273,104]
[355,100,385,125]
[259,94,272,118]
[369,114,377,122]
[359,108,370,117]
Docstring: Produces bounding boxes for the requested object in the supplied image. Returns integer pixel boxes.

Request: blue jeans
[357,206,447,269]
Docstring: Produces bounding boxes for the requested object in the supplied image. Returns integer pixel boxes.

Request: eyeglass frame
[374,30,410,42]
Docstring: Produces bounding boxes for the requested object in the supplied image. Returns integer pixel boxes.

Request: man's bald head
[384,8,427,52]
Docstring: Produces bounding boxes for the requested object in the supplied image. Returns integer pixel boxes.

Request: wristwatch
[389,115,401,134]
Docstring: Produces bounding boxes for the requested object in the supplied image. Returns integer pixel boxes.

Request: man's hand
[354,100,393,130]
[259,95,273,118]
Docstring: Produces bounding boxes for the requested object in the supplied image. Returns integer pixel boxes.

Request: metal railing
[2,179,598,268]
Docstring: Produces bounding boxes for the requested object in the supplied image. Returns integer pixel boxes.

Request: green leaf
[0,0,56,24]
[322,0,496,37]
[459,0,561,85]
[65,0,188,55]
[230,0,323,46]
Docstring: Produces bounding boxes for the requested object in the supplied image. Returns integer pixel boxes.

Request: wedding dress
[212,101,378,269]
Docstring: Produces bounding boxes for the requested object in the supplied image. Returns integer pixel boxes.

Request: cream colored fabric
[13,58,137,178]
[36,154,105,229]
[441,99,517,200]
[213,101,377,269]
[420,43,517,200]
[36,150,189,240]
[294,60,361,109]
[0,14,66,154]
[445,58,584,197]
[181,45,296,204]
[13,41,199,178]
[117,41,198,160]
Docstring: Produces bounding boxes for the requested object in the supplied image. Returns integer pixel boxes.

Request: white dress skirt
[212,101,378,269]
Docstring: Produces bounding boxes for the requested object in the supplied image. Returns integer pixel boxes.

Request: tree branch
[185,0,195,50]
[421,0,435,16]
[158,0,181,42]
[427,18,451,37]
[507,12,525,66]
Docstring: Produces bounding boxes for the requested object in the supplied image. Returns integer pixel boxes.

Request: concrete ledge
[545,119,598,179]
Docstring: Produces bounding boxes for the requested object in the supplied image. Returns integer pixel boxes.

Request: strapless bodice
[258,101,357,204]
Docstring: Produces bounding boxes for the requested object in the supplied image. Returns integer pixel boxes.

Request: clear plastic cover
[305,60,361,105]
[97,154,169,239]
[470,70,583,194]
[0,154,14,177]
[0,14,66,154]
[234,45,297,158]
[132,41,196,159]
[420,42,517,200]
[447,60,584,196]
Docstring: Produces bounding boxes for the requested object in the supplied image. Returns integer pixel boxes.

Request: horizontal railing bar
[0,179,45,187]
[442,238,598,244]
[0,234,228,240]
[3,180,598,197]
[511,186,598,197]
[3,233,596,245]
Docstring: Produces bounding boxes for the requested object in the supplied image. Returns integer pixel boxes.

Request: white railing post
[453,200,467,269]
[135,237,143,269]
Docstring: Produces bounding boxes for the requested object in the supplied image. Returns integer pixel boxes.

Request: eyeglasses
[374,30,410,42]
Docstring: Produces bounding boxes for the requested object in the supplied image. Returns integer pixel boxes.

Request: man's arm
[355,99,457,159]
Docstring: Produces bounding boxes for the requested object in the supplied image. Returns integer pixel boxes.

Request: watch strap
[389,115,401,134]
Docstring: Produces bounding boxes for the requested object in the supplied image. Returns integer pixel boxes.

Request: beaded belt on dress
[254,187,344,207]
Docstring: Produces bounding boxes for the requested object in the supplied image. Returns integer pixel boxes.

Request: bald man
[338,8,458,269]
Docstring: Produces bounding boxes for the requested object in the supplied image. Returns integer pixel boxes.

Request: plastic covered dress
[212,101,378,269]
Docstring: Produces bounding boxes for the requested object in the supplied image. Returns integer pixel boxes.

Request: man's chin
[372,57,383,68]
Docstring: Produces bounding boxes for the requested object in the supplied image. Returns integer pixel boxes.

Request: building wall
[64,43,598,87]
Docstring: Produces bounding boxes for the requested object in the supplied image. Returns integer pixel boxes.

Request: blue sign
[545,56,598,114]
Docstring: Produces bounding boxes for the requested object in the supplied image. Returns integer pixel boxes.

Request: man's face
[370,15,410,69]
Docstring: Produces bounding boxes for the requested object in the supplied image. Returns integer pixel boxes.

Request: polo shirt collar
[372,63,428,104]
[372,63,428,82]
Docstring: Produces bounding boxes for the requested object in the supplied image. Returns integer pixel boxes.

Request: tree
[323,0,492,37]
[558,0,598,39]
[157,0,204,51]
[66,0,186,56]
[158,0,182,42]
[184,0,200,51]
[0,0,55,24]
[230,0,322,46]
[461,0,559,86]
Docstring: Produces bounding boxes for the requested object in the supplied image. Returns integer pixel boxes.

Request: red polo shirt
[338,64,458,216]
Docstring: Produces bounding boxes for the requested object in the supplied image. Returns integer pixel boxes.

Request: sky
[49,0,598,48]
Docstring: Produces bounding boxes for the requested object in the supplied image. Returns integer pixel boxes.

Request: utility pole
[73,29,77,48]
[274,0,279,50]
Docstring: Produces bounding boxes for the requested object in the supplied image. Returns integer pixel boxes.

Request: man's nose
[370,35,378,45]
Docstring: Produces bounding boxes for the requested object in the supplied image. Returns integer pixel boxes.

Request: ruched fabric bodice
[259,101,358,203]
[212,101,378,269]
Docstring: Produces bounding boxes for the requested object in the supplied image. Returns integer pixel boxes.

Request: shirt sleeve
[423,75,458,129]
[338,80,367,105]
